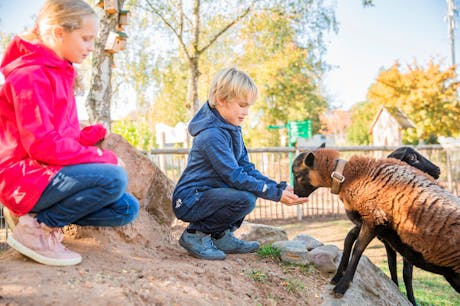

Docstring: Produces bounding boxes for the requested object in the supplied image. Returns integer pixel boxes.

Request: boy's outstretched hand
[280,189,308,206]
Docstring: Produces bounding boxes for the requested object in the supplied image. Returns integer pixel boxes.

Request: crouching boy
[172,67,308,260]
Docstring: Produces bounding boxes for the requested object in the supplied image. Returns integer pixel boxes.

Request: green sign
[288,120,311,144]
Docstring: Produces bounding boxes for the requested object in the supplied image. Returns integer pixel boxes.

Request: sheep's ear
[388,147,407,160]
[304,152,315,168]
[318,142,326,149]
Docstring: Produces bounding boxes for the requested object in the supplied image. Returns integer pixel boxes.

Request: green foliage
[367,60,460,144]
[377,262,460,306]
[125,0,335,148]
[111,119,156,150]
[236,10,329,147]
[247,269,269,283]
[346,101,379,145]
[257,245,281,260]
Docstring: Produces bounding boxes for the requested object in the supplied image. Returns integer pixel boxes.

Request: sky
[0,0,457,111]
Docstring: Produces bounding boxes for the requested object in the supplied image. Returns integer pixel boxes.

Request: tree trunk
[86,0,126,129]
[187,57,200,116]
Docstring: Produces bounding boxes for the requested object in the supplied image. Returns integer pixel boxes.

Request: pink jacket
[0,36,118,215]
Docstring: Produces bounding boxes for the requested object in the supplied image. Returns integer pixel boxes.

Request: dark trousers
[175,188,256,234]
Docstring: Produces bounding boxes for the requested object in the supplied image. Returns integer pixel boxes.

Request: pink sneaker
[2,206,19,230]
[6,215,82,266]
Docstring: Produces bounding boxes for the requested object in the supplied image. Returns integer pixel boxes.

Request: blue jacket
[172,102,286,210]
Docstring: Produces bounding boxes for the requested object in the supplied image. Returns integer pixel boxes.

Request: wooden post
[159,132,166,173]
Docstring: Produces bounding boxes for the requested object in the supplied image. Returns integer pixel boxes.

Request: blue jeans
[174,188,257,234]
[31,163,139,228]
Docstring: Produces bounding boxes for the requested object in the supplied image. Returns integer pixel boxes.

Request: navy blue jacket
[172,102,286,210]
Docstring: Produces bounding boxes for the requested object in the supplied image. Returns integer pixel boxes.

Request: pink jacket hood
[0,36,118,215]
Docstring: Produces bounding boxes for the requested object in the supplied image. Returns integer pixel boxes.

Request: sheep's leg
[333,223,375,297]
[384,241,399,286]
[402,258,416,305]
[444,274,460,293]
[331,225,360,285]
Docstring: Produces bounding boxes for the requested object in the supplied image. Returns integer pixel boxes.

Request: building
[369,106,415,146]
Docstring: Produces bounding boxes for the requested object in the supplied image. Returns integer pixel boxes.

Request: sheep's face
[388,146,440,179]
[292,151,319,197]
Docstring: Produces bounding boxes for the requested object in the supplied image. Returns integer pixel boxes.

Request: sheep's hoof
[330,275,341,285]
[332,283,348,297]
[331,290,344,298]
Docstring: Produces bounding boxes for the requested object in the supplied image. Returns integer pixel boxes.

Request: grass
[275,217,460,306]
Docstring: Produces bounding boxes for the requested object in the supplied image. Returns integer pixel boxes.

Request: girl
[0,0,139,266]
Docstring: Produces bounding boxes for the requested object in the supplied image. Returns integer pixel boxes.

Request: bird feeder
[104,31,128,53]
[95,0,104,8]
[118,10,130,26]
[99,0,118,14]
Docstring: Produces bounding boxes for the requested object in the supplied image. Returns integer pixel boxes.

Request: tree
[86,0,127,128]
[346,101,379,145]
[236,9,331,146]
[367,60,460,144]
[138,0,336,120]
[140,0,251,117]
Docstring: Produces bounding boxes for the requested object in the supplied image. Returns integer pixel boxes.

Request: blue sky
[0,0,458,111]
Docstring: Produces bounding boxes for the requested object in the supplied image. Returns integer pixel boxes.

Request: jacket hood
[1,36,73,78]
[188,101,239,136]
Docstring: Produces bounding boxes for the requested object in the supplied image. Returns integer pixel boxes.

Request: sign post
[267,120,312,218]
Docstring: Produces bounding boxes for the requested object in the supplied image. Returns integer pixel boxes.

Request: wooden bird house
[104,31,128,53]
[119,10,130,26]
[96,0,118,14]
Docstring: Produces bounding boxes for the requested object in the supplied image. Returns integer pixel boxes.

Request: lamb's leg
[333,223,375,297]
[402,258,416,305]
[331,225,360,285]
[384,241,399,286]
[444,274,460,293]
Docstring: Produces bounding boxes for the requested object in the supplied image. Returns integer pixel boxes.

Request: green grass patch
[257,244,281,261]
[377,261,460,306]
[247,269,269,283]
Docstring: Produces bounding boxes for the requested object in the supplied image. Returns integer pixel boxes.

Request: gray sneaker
[179,230,226,260]
[212,229,260,254]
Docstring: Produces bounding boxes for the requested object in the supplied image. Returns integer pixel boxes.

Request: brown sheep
[291,147,460,298]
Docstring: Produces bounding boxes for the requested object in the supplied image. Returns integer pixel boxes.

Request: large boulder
[101,133,175,225]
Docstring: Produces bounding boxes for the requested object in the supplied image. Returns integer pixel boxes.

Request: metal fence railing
[1,145,459,243]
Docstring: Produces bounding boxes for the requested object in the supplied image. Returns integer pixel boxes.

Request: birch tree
[86,0,127,127]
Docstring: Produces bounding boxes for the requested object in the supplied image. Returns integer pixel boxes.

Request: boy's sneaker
[212,229,260,254]
[179,230,226,260]
[7,214,82,266]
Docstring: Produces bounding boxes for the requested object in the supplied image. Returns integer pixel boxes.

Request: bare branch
[198,6,251,54]
[143,0,192,60]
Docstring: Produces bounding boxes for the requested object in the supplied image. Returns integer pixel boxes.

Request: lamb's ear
[318,142,326,149]
[304,152,315,168]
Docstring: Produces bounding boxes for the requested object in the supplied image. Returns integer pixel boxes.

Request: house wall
[372,109,402,146]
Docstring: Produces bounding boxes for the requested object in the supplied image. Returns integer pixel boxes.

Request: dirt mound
[0,134,329,305]
[0,213,329,305]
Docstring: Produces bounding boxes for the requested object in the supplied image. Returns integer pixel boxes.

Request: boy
[172,67,308,260]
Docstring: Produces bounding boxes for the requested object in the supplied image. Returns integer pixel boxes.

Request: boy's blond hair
[208,67,258,107]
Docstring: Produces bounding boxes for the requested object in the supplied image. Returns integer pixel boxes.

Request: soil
[0,211,333,306]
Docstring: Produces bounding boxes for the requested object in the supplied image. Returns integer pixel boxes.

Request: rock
[272,240,310,265]
[292,234,324,250]
[236,222,288,245]
[308,245,340,274]
[101,133,175,225]
[321,256,411,306]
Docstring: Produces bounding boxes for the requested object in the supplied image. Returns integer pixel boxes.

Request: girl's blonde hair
[34,0,96,40]
[21,0,96,94]
[208,67,258,107]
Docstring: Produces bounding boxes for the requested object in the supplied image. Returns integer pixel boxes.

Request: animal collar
[331,159,347,194]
